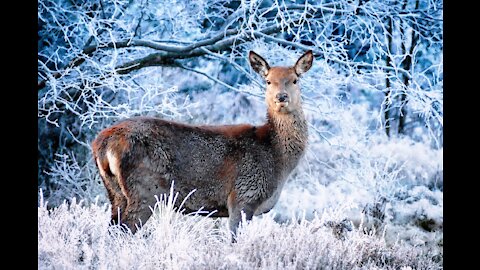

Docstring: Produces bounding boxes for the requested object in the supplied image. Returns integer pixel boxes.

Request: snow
[38,191,441,269]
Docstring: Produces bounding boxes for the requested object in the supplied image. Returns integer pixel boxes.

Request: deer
[91,50,313,241]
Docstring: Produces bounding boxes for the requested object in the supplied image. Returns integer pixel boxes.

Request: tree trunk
[398,0,419,134]
[384,16,394,137]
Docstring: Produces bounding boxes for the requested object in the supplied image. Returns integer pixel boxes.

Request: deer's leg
[227,191,258,243]
[101,174,128,226]
[110,194,127,226]
[120,173,169,234]
[121,199,156,234]
[95,156,127,226]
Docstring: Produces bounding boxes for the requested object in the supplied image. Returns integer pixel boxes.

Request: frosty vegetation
[38,188,441,269]
[38,0,442,269]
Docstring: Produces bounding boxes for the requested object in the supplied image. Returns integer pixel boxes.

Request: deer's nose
[276,93,289,102]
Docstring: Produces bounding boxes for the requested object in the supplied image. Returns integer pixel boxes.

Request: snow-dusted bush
[38,189,441,269]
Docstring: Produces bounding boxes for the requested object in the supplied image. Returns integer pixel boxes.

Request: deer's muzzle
[275,93,289,102]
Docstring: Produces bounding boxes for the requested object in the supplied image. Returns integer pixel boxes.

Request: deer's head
[249,50,313,114]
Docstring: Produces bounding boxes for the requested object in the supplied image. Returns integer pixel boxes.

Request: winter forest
[38,0,443,269]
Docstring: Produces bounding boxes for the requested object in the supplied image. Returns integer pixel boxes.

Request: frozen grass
[38,189,441,270]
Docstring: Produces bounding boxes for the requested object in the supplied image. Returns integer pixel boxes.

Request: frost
[38,190,441,269]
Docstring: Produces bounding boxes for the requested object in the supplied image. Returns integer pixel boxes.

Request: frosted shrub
[38,192,110,269]
[42,153,107,206]
[368,138,443,189]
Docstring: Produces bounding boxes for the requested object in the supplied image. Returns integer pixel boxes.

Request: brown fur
[92,51,314,240]
[201,124,254,138]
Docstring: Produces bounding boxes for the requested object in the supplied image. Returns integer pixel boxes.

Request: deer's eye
[266,80,271,85]
[293,79,298,84]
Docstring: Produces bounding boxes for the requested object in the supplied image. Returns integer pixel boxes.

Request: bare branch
[38,2,350,90]
[173,61,263,99]
[114,23,283,74]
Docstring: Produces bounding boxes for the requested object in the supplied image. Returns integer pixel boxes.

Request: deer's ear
[294,50,313,76]
[249,51,270,78]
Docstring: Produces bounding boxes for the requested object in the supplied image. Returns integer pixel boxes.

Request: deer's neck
[266,108,308,173]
